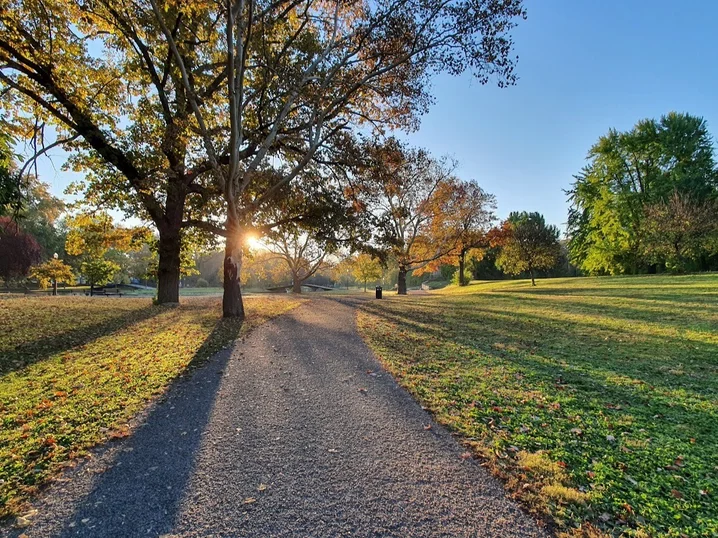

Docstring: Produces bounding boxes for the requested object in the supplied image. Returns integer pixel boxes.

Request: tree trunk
[52,279,57,296]
[529,267,536,286]
[222,230,245,319]
[397,267,408,295]
[90,282,94,296]
[292,274,302,294]
[156,229,181,304]
[459,250,467,286]
[364,279,367,292]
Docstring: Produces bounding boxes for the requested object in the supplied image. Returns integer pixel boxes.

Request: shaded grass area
[0,295,301,518]
[357,274,718,537]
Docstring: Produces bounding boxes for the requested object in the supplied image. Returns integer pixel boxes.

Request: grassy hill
[358,274,717,537]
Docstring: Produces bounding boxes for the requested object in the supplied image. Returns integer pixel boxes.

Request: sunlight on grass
[357,274,718,537]
[0,295,301,518]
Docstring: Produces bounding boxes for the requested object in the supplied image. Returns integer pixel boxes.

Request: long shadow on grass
[357,301,718,512]
[40,317,243,538]
[481,292,717,329]
[358,301,718,535]
[359,301,718,412]
[494,286,718,304]
[0,303,165,376]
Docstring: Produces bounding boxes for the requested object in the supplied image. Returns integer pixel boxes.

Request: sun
[245,233,263,250]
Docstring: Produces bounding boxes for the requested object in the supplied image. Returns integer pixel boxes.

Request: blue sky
[30,0,718,234]
[404,0,718,232]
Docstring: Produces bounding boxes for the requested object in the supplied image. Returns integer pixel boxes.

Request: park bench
[101,288,123,297]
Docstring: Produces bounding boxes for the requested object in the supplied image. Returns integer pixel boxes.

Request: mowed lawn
[357,275,717,537]
[0,295,301,519]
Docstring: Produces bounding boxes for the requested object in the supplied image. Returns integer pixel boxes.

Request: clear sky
[30,0,718,234]
[403,0,718,232]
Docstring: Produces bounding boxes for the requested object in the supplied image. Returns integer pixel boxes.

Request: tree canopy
[29,257,75,290]
[0,216,42,282]
[357,139,462,294]
[642,192,718,273]
[567,112,718,275]
[65,212,150,293]
[494,211,561,286]
[351,253,383,292]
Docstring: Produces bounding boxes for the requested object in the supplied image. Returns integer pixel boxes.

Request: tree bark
[222,230,245,319]
[52,279,57,296]
[292,275,302,294]
[459,250,467,286]
[157,229,182,304]
[90,282,94,296]
[397,267,408,295]
[529,266,536,286]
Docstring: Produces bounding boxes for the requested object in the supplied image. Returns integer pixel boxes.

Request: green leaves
[494,212,561,284]
[567,112,718,275]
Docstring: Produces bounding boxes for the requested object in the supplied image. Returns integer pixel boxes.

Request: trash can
[375,286,382,299]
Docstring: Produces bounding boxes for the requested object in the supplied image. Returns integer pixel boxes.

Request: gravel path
[6,298,547,538]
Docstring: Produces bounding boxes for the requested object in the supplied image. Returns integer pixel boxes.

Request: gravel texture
[5,298,548,538]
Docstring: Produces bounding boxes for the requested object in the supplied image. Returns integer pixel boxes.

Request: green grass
[0,295,301,518]
[357,274,718,537]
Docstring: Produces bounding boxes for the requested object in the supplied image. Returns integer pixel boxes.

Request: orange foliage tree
[358,139,463,294]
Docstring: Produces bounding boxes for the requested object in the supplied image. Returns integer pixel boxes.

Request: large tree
[352,253,383,292]
[29,257,74,294]
[495,211,560,286]
[263,224,329,293]
[429,179,495,286]
[359,139,462,294]
[147,0,526,316]
[0,0,231,304]
[567,112,718,275]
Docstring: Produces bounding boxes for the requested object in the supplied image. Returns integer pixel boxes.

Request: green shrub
[451,268,471,285]
[196,278,209,288]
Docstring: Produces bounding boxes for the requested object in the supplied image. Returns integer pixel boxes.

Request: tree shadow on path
[15,318,243,538]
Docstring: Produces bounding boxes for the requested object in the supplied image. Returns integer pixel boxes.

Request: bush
[196,278,209,288]
[451,268,471,286]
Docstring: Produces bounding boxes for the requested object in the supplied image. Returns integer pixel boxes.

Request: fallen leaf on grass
[423,424,432,430]
[460,452,473,460]
[671,489,683,499]
[108,426,130,440]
